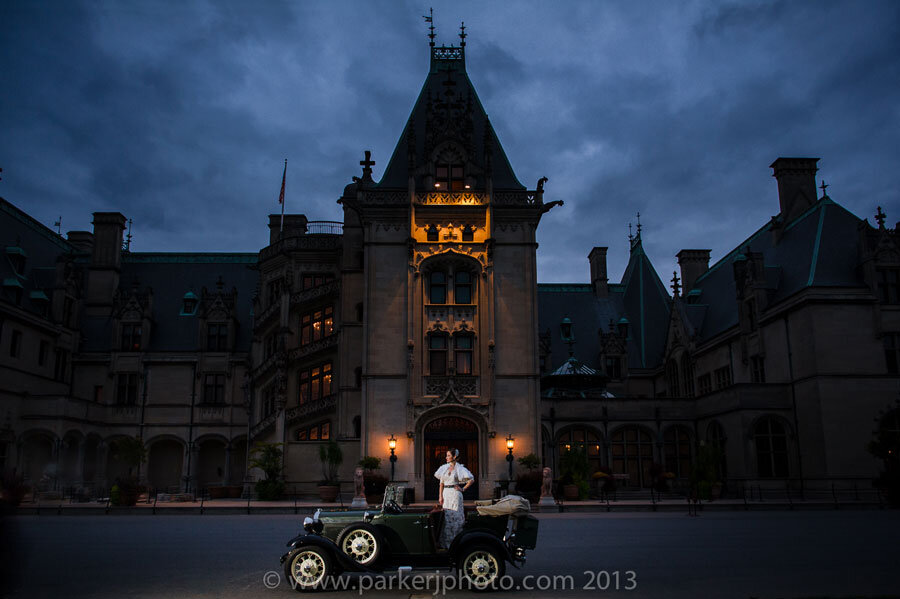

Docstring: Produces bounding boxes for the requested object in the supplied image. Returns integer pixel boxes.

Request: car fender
[282,533,375,573]
[449,531,514,566]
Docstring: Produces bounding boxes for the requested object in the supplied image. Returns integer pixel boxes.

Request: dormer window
[5,246,26,276]
[435,163,464,191]
[181,291,199,316]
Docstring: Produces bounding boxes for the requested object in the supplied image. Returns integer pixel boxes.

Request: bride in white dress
[434,448,474,549]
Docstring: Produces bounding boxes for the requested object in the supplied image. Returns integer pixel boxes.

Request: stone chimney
[676,249,711,296]
[269,214,308,244]
[770,157,819,222]
[66,231,94,253]
[85,212,126,310]
[588,247,608,297]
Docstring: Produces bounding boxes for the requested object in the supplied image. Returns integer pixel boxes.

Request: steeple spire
[459,21,466,47]
[424,8,435,47]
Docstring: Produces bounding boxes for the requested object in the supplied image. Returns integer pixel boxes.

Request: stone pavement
[9,492,887,515]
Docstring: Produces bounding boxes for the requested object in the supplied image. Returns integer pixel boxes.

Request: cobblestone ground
[2,510,899,599]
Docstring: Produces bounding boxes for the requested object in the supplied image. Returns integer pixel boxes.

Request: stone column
[224,443,232,486]
[74,438,86,487]
[96,441,109,494]
[181,442,195,494]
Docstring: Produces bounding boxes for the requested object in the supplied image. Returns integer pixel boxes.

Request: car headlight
[303,510,323,534]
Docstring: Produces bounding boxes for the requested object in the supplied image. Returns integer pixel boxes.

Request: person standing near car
[434,448,474,548]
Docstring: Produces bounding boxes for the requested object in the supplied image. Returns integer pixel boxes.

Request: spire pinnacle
[627,222,633,244]
[636,211,642,236]
[459,21,466,47]
[671,271,681,296]
[876,206,886,228]
[819,180,829,198]
[423,8,435,47]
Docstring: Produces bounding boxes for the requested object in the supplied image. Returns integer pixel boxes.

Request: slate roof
[376,46,524,191]
[538,234,672,372]
[0,197,75,317]
[79,253,258,353]
[685,196,864,342]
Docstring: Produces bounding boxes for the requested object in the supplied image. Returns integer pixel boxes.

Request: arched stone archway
[147,439,184,492]
[229,438,248,486]
[196,438,227,491]
[21,433,55,490]
[422,415,479,501]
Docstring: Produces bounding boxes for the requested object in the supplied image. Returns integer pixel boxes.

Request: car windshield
[382,484,405,510]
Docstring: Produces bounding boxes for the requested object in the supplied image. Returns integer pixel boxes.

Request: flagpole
[279,159,287,235]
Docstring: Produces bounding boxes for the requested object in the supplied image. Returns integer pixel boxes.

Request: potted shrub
[559,444,590,500]
[250,442,285,501]
[110,436,147,506]
[690,444,723,501]
[358,456,388,505]
[317,440,343,502]
[515,453,542,502]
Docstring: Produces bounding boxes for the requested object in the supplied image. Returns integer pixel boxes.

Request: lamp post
[388,434,397,481]
[506,434,515,480]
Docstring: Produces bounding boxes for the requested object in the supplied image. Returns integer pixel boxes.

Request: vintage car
[280,484,539,591]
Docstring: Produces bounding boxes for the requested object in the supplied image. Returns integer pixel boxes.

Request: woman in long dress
[434,448,474,549]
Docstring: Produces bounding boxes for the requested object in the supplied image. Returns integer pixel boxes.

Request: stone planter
[317,485,340,503]
[562,484,580,501]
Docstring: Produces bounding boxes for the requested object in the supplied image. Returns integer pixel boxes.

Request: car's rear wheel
[337,522,384,567]
[284,546,333,592]
[458,544,506,591]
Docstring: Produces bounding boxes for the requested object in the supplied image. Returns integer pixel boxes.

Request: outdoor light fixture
[388,434,397,481]
[506,434,515,479]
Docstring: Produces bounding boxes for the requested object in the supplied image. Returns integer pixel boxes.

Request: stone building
[538,158,900,492]
[2,39,897,500]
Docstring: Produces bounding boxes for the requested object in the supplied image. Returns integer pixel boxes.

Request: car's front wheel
[284,546,333,592]
[458,544,506,591]
[337,522,384,567]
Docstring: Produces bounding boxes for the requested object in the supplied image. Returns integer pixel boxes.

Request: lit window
[435,164,464,191]
[300,306,334,347]
[299,362,333,405]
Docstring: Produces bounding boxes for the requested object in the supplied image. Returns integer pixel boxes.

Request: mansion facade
[2,41,897,500]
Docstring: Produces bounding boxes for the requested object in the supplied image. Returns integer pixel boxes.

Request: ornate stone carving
[425,376,478,397]
[416,192,487,206]
[284,395,337,425]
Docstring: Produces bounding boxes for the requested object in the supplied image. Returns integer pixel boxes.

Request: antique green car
[280,485,539,591]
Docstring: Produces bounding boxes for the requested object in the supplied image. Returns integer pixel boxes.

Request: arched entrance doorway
[424,416,478,501]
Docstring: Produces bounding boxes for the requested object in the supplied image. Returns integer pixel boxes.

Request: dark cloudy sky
[1,1,898,284]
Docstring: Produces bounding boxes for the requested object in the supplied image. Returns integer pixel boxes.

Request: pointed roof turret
[619,218,671,369]
[376,33,524,191]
